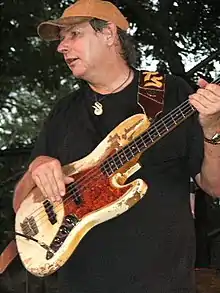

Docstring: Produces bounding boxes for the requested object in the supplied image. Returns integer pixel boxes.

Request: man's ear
[102,22,118,46]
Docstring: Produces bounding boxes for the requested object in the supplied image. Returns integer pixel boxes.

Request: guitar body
[15,114,150,277]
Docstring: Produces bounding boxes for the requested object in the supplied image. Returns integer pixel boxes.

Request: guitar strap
[0,71,167,275]
[138,71,166,120]
[0,240,17,274]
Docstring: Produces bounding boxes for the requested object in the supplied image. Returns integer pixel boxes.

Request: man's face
[57,21,110,78]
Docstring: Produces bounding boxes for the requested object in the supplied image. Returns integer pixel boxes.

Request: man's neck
[86,62,134,95]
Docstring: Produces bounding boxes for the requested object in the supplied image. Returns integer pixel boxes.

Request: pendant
[92,101,103,116]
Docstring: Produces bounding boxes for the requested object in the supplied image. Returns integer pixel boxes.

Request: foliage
[1,0,220,149]
[1,1,220,292]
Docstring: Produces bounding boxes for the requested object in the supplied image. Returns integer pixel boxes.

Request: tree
[1,1,220,292]
[1,0,220,149]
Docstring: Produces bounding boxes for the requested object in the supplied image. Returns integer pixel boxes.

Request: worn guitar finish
[15,114,151,277]
[11,71,220,278]
[15,85,198,277]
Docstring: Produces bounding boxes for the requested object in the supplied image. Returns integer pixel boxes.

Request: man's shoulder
[52,83,86,114]
[166,74,194,91]
[163,74,195,104]
[56,85,84,108]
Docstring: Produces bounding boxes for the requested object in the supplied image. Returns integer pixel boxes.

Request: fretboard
[102,99,195,176]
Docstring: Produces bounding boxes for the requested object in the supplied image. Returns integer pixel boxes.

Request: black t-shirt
[30,70,204,293]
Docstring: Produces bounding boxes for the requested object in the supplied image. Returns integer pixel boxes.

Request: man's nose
[57,40,69,54]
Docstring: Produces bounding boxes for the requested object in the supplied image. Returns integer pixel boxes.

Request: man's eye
[71,31,80,37]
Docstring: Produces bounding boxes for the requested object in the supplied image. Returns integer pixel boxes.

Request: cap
[37,0,129,41]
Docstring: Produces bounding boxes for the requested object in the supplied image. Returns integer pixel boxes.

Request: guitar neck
[103,99,195,176]
[102,75,220,176]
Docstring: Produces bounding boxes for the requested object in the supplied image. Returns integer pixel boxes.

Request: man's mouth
[66,58,79,66]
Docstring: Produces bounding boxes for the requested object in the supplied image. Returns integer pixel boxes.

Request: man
[13,0,220,292]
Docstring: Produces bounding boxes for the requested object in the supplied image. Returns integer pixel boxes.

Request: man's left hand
[189,78,220,138]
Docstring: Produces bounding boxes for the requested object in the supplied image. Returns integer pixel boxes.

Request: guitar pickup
[20,216,39,237]
[43,200,57,225]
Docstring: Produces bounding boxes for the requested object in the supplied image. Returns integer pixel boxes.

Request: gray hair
[89,18,137,68]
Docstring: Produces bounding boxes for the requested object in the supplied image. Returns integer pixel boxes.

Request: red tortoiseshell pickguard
[63,166,130,219]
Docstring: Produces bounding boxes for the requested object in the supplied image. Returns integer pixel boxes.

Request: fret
[119,149,129,164]
[179,107,186,118]
[129,144,135,156]
[116,152,124,167]
[187,102,195,113]
[148,127,158,141]
[161,118,170,131]
[101,162,112,176]
[106,159,115,174]
[169,113,177,125]
[139,135,148,149]
[111,157,118,171]
[146,131,154,143]
[172,109,184,123]
[127,144,136,158]
[133,139,141,153]
[152,124,161,137]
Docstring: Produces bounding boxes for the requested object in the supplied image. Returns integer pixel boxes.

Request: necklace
[92,69,132,116]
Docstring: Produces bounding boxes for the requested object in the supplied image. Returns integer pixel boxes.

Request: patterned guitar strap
[138,71,166,121]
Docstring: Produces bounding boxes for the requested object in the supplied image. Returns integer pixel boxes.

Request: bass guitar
[15,95,196,277]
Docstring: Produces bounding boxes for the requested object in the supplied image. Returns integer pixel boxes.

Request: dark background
[1,0,220,292]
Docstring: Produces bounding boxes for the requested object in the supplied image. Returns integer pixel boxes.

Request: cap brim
[37,16,92,41]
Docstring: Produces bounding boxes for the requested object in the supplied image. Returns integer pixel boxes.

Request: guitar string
[24,76,220,221]
[22,77,220,227]
[22,98,197,226]
[59,76,220,200]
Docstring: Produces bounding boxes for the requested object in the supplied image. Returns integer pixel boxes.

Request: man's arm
[195,142,220,197]
[13,155,74,212]
[13,171,36,213]
[190,79,220,197]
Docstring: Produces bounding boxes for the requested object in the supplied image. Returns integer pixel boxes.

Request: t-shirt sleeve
[28,103,60,163]
[28,91,77,163]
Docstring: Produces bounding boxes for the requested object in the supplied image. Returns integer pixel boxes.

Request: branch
[122,0,185,75]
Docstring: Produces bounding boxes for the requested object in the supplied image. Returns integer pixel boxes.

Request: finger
[189,97,217,116]
[46,169,62,202]
[53,167,67,197]
[189,95,209,115]
[189,93,209,109]
[203,83,220,94]
[189,91,218,114]
[64,176,74,185]
[197,78,208,88]
[189,89,220,108]
[33,173,56,202]
[196,88,218,104]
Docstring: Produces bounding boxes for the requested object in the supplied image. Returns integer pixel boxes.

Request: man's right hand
[29,156,74,202]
